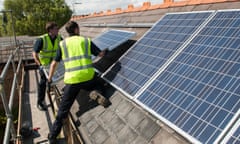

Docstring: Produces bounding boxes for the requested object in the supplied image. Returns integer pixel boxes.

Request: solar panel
[92,29,136,73]
[136,10,240,144]
[103,11,214,97]
[92,29,136,51]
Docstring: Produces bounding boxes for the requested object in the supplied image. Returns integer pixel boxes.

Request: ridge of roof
[71,0,238,20]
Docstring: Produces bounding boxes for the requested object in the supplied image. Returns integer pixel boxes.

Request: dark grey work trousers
[49,74,102,138]
[38,68,47,105]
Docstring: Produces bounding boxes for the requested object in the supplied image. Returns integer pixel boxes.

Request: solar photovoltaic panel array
[103,11,213,97]
[137,10,240,144]
[102,10,240,144]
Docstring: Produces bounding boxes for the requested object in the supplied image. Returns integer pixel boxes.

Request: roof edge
[71,0,239,20]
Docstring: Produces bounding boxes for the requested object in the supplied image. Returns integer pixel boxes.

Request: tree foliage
[1,0,73,36]
[0,16,3,36]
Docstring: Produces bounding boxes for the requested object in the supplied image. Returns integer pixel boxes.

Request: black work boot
[89,90,111,108]
[48,134,57,144]
[37,102,47,111]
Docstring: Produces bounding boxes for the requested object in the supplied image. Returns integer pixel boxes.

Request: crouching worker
[47,21,109,144]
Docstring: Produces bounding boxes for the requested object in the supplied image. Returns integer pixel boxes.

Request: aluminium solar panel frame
[216,110,240,144]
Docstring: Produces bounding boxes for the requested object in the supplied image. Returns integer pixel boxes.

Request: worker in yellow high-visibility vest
[32,21,62,111]
[47,21,109,144]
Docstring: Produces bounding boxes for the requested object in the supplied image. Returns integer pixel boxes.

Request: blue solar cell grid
[103,11,213,97]
[137,10,240,144]
[92,29,136,51]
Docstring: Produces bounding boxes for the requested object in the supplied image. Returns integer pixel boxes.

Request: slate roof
[56,0,240,143]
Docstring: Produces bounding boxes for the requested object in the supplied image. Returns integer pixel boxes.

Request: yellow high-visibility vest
[39,34,61,66]
[60,36,94,84]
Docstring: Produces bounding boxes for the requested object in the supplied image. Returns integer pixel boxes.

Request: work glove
[104,49,109,55]
[39,65,43,70]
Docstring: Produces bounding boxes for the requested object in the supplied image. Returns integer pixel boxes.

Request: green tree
[0,15,2,36]
[2,0,73,36]
[0,12,9,36]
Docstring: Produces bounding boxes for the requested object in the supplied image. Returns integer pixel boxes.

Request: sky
[0,0,3,11]
[66,0,164,15]
[0,0,164,15]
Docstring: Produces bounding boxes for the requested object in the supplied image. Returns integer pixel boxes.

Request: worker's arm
[32,38,43,66]
[91,41,106,57]
[48,60,58,82]
[48,44,62,82]
[98,50,106,57]
[32,51,41,66]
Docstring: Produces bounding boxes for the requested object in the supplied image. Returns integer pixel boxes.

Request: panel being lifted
[92,29,136,51]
